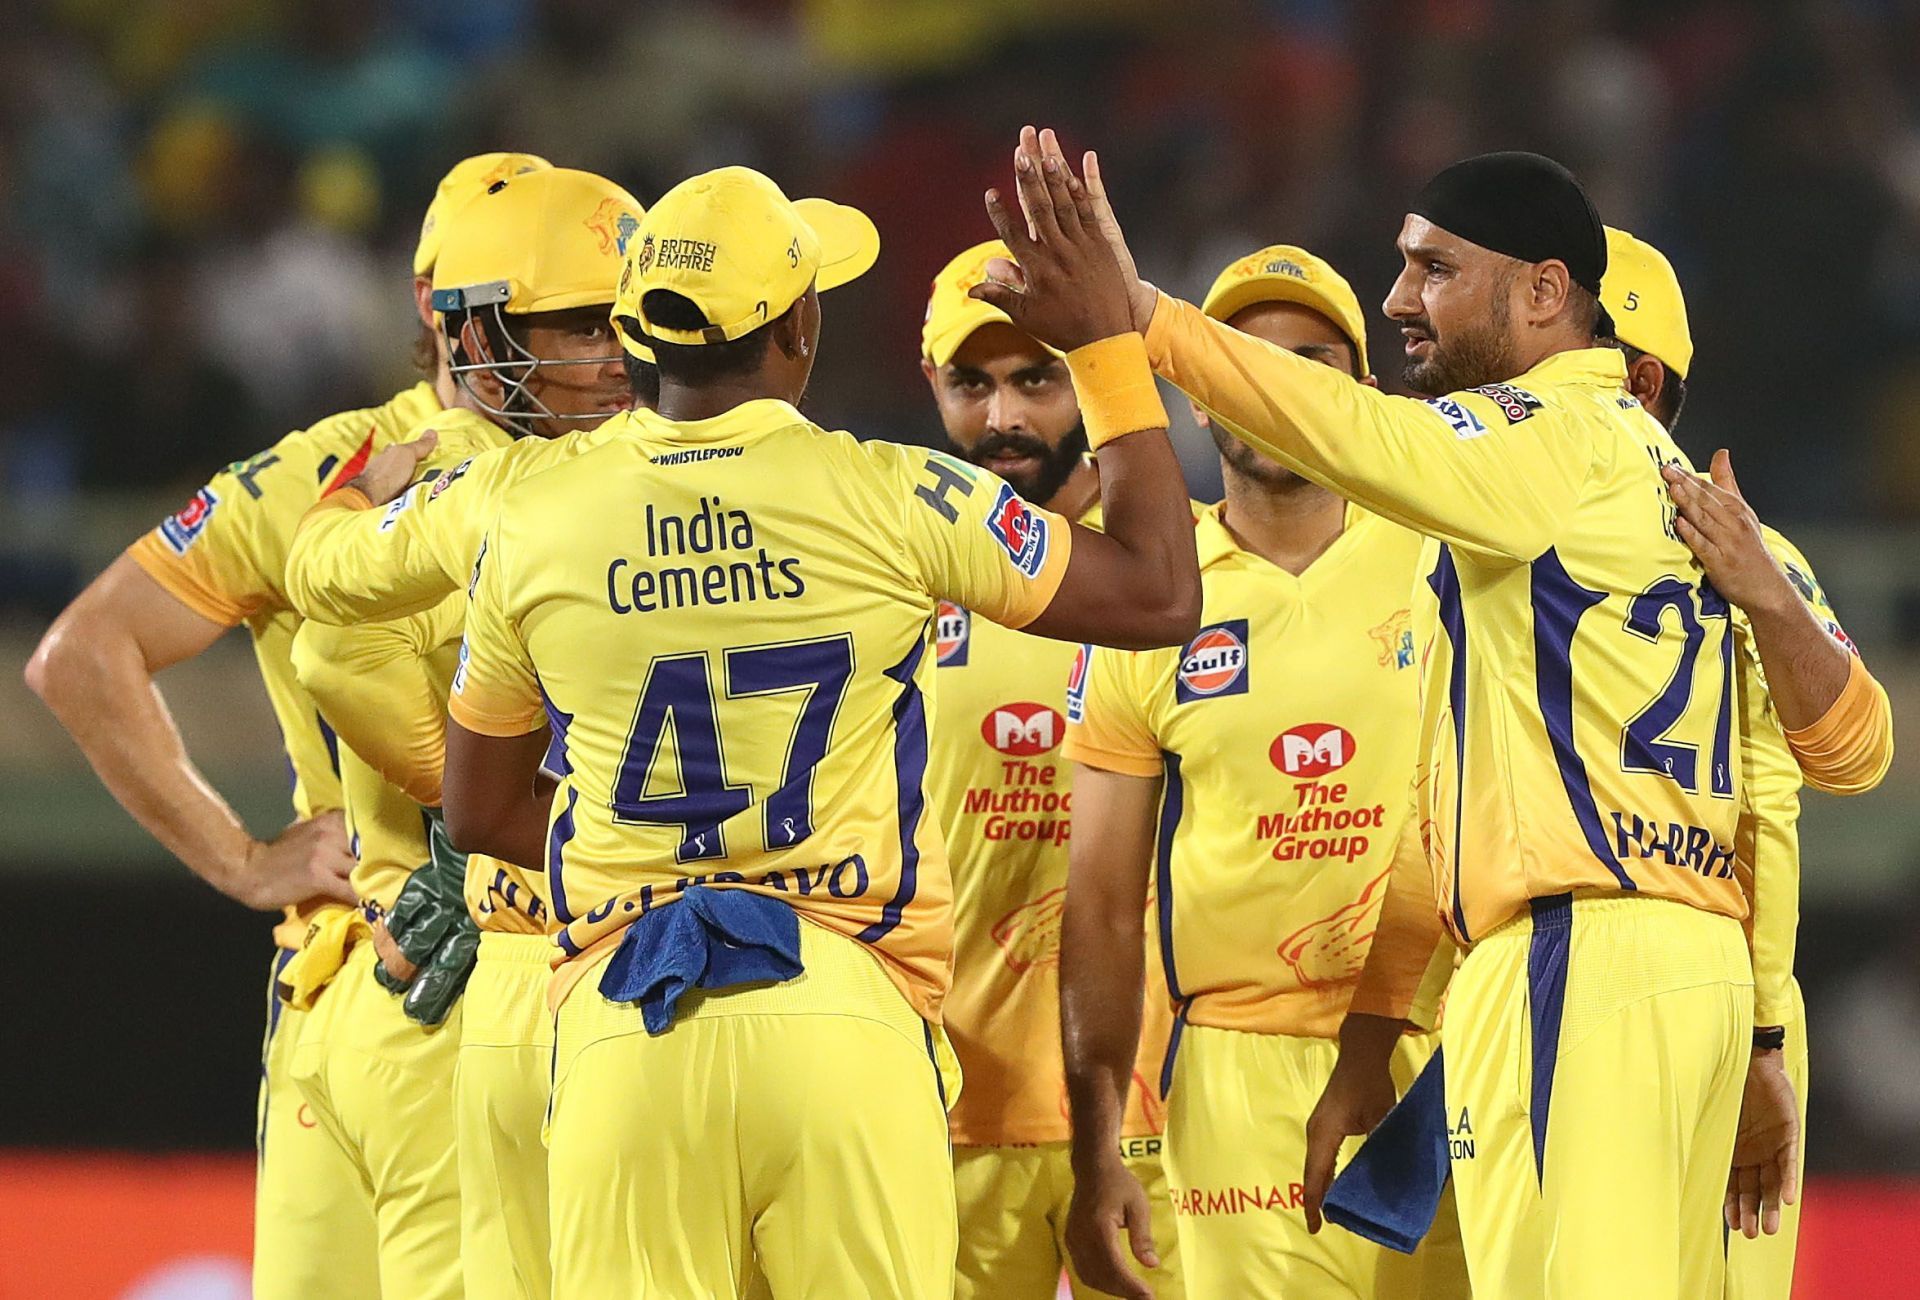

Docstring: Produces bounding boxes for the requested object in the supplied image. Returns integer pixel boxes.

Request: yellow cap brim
[925,295,1010,367]
[795,198,879,295]
[1202,276,1369,376]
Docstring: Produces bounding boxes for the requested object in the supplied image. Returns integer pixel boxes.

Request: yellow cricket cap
[1201,244,1370,377]
[919,239,1062,367]
[413,152,552,276]
[612,165,878,351]
[1601,226,1693,379]
[431,167,641,317]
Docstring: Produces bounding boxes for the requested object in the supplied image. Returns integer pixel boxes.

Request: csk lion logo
[992,888,1066,972]
[1369,608,1415,670]
[586,199,641,257]
[1277,867,1392,987]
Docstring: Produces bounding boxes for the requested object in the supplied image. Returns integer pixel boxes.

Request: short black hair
[634,290,779,385]
[622,352,661,408]
[1618,342,1689,430]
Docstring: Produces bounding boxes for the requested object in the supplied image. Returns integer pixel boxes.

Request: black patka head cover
[1411,151,1608,295]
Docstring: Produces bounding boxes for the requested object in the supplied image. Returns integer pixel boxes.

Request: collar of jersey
[628,397,808,446]
[1193,498,1371,574]
[1512,344,1628,389]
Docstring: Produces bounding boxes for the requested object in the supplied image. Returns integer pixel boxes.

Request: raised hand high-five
[970,127,1152,351]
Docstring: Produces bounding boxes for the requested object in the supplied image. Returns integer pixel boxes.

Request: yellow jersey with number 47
[450,399,1075,1023]
[1146,296,1750,947]
[1065,503,1427,1037]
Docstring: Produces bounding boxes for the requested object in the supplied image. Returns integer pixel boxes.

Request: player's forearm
[1028,334,1200,649]
[27,630,255,896]
[1084,426,1202,646]
[1060,906,1147,1170]
[443,721,551,870]
[1742,584,1853,732]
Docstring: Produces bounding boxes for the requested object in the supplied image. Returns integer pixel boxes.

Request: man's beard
[953,422,1090,505]
[1402,295,1519,396]
[1210,423,1302,490]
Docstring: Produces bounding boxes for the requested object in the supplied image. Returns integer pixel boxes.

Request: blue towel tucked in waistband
[598,886,804,1035]
[1322,1047,1450,1254]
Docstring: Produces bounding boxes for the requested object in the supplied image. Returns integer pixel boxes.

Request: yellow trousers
[1725,977,1809,1300]
[253,947,381,1300]
[1162,1022,1469,1298]
[458,931,558,1300]
[288,941,464,1300]
[1446,893,1751,1299]
[547,920,958,1298]
[953,1137,1183,1299]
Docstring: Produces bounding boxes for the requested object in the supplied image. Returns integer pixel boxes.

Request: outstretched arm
[1014,130,1588,563]
[969,128,1200,650]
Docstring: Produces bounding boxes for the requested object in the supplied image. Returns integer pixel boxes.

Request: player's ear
[1530,260,1573,325]
[1188,399,1210,430]
[920,357,940,392]
[770,299,809,363]
[1625,351,1665,412]
[1359,374,1380,389]
[413,276,435,331]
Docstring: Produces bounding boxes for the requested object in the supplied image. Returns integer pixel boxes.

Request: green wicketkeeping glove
[372,808,479,1026]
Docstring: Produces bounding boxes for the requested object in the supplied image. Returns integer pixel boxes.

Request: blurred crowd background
[2,0,1917,1226]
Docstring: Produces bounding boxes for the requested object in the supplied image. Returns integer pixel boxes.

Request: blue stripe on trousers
[1526,893,1574,1186]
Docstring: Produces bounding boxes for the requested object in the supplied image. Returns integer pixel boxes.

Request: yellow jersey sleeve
[1062,642,1164,779]
[1733,613,1803,1028]
[285,408,523,626]
[1143,293,1590,562]
[127,451,295,625]
[449,521,545,738]
[291,598,465,809]
[893,448,1073,630]
[1348,782,1451,1023]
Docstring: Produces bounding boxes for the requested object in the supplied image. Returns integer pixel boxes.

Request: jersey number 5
[611,635,855,863]
[1620,578,1734,797]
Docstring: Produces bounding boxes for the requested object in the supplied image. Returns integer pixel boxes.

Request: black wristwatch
[1753,1025,1787,1052]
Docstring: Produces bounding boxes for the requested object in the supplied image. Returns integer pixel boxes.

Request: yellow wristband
[1066,332,1168,449]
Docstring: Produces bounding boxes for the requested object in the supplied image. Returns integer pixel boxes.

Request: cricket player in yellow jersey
[1011,128,1762,1296]
[1600,227,1895,1298]
[920,240,1183,1300]
[1062,244,1466,1300]
[442,157,1202,1298]
[22,151,549,1298]
[284,165,649,1300]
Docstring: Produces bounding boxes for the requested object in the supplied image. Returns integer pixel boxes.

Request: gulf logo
[983,702,1064,756]
[935,601,970,667]
[1174,619,1250,703]
[1270,722,1355,778]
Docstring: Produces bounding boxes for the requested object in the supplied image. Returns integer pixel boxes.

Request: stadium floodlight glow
[433,279,621,440]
